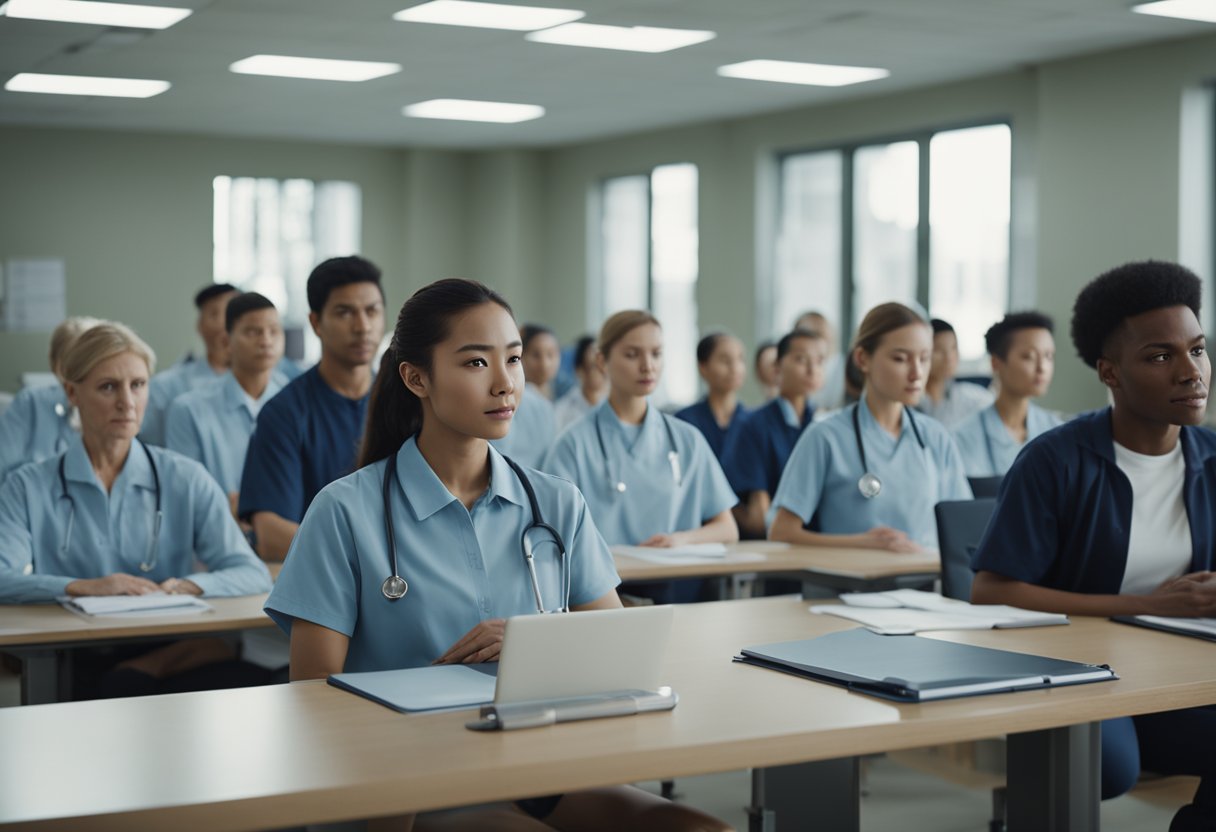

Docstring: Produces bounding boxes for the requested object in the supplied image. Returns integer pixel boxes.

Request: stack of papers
[59,593,214,617]
[612,543,766,566]
[812,589,1067,634]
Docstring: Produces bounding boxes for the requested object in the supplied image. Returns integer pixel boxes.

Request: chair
[968,475,1004,499]
[935,498,996,602]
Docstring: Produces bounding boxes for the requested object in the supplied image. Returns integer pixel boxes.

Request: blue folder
[328,664,498,713]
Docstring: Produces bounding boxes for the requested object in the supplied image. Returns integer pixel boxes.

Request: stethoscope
[593,406,682,494]
[56,440,163,572]
[380,451,571,613]
[852,402,926,499]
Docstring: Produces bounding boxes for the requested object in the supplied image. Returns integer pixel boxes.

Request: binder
[735,627,1116,702]
[328,664,498,713]
[1113,615,1216,643]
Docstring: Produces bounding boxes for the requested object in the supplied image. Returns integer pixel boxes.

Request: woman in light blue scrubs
[675,332,749,461]
[770,303,971,552]
[265,281,729,832]
[0,316,99,483]
[0,322,272,697]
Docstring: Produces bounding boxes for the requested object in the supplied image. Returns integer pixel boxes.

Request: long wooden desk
[0,594,274,704]
[613,541,940,592]
[3,597,1214,831]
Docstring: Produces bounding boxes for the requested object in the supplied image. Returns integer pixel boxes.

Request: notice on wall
[1,258,66,332]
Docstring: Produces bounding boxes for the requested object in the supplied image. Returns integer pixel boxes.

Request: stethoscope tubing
[852,401,926,499]
[592,406,681,494]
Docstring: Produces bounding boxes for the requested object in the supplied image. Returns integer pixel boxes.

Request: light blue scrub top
[0,438,272,604]
[953,403,1064,478]
[0,384,75,483]
[491,382,557,470]
[542,400,738,546]
[164,373,283,494]
[264,438,620,673]
[142,360,225,446]
[771,394,972,549]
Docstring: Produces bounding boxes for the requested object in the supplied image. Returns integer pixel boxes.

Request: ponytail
[357,349,423,469]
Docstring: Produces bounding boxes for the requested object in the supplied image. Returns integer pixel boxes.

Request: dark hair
[357,279,513,468]
[1071,260,1203,368]
[306,255,383,314]
[776,328,824,361]
[845,350,865,393]
[984,311,1054,360]
[696,332,729,364]
[753,340,776,370]
[930,318,955,336]
[521,323,556,352]
[194,283,238,309]
[224,292,277,333]
[573,335,597,369]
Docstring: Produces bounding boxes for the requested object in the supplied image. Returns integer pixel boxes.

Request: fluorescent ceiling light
[4,72,170,97]
[404,98,544,123]
[717,59,889,87]
[525,22,715,53]
[1131,0,1216,23]
[393,0,583,31]
[0,0,191,29]
[229,55,402,82]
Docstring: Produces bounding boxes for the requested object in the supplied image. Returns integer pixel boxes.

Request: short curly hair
[985,311,1054,360]
[1070,260,1202,368]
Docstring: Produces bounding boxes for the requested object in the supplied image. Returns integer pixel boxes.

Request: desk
[0,594,273,705]
[3,598,1213,832]
[613,541,940,593]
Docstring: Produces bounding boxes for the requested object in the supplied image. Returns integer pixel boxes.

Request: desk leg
[1006,722,1099,832]
[17,649,69,705]
[749,758,860,832]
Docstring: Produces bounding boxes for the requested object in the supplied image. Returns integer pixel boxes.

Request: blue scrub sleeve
[770,428,829,525]
[0,389,36,482]
[182,462,271,596]
[238,401,306,523]
[141,378,175,447]
[566,490,621,606]
[263,489,361,637]
[164,400,206,474]
[0,471,74,603]
[540,432,581,485]
[721,418,769,494]
[936,433,974,501]
[952,420,989,479]
[970,444,1061,584]
[688,430,739,521]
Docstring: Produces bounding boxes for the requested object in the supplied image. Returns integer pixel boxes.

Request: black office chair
[935,498,997,602]
[968,475,1004,499]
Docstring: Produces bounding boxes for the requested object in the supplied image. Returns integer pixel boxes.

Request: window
[595,163,699,406]
[213,176,361,365]
[772,123,1011,365]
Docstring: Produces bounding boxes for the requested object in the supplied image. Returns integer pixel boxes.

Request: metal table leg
[16,649,69,705]
[749,757,860,832]
[1006,722,1100,832]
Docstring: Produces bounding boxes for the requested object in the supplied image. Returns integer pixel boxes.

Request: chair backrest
[967,475,1004,498]
[935,498,997,601]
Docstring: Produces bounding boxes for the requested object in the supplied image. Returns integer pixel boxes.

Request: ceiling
[0,0,1211,149]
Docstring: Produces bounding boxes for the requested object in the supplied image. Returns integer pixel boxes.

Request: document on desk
[329,664,498,713]
[816,589,1068,634]
[1113,615,1216,643]
[613,543,765,565]
[735,628,1116,702]
[58,594,214,617]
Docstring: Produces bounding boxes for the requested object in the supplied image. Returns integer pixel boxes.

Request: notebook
[816,590,1068,634]
[735,627,1116,702]
[58,594,214,617]
[1113,615,1216,643]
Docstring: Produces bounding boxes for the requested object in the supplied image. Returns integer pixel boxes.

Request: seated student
[264,280,731,832]
[0,316,99,483]
[490,324,559,469]
[142,283,240,445]
[544,311,738,603]
[770,303,971,552]
[796,311,847,412]
[165,292,285,507]
[675,332,748,460]
[553,335,606,432]
[916,318,995,429]
[954,311,1064,478]
[753,340,779,402]
[971,261,1216,830]
[0,322,271,698]
[722,328,826,539]
[239,256,385,560]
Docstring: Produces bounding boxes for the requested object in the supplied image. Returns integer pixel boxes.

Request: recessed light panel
[0,0,192,29]
[404,98,544,123]
[393,0,584,31]
[5,72,170,97]
[525,22,715,53]
[229,55,402,82]
[1131,0,1216,24]
[717,59,889,87]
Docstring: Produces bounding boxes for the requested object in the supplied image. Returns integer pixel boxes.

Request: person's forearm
[252,512,300,561]
[734,491,770,539]
[768,512,869,548]
[686,510,738,544]
[970,572,1154,616]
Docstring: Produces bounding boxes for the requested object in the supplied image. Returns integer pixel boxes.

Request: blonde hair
[49,317,102,376]
[851,303,928,356]
[60,322,157,385]
[598,310,661,358]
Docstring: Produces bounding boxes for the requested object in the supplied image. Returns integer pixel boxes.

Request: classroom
[3,1,1216,830]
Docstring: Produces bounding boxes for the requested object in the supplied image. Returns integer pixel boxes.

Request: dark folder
[1112,615,1216,643]
[735,628,1116,702]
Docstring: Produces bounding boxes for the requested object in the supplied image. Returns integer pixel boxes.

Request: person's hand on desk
[434,618,505,664]
[65,573,160,596]
[638,531,692,548]
[160,577,203,595]
[1149,571,1216,617]
[856,526,922,553]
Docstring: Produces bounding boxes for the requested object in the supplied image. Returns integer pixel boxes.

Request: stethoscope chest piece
[382,575,408,600]
[614,481,627,494]
[857,472,882,499]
